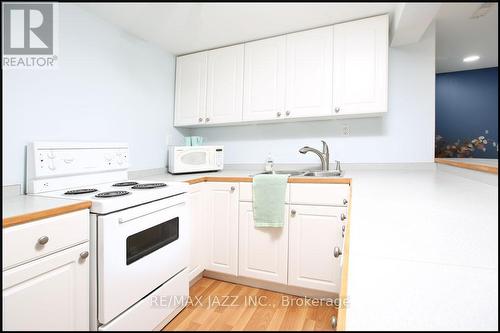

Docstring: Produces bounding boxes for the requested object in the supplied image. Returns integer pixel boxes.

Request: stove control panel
[28,142,129,179]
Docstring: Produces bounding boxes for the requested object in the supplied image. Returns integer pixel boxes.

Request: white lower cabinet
[238,202,289,284]
[206,182,239,275]
[2,242,90,331]
[188,181,350,294]
[187,183,207,281]
[288,204,346,293]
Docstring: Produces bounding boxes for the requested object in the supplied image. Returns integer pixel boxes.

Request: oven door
[97,194,188,325]
[174,149,215,173]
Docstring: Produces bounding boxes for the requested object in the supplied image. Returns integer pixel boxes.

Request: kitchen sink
[302,170,343,177]
[253,170,344,177]
[256,170,307,176]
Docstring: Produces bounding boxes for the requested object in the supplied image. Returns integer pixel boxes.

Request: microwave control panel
[215,148,224,169]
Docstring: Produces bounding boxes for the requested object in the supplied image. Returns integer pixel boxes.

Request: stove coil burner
[95,191,130,198]
[112,182,139,187]
[64,189,98,195]
[131,183,167,189]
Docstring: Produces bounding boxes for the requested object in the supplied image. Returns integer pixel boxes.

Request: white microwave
[168,146,224,174]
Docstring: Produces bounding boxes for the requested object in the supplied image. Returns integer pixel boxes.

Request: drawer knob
[343,198,348,205]
[340,213,347,221]
[277,112,282,117]
[230,186,235,192]
[334,107,340,113]
[291,209,296,217]
[334,247,343,258]
[331,315,337,329]
[80,251,89,260]
[285,110,291,116]
[205,117,210,122]
[37,236,49,245]
[198,117,203,122]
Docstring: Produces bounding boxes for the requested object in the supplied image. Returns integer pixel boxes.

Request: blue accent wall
[435,67,498,158]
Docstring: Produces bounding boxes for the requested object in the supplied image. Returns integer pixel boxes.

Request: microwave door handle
[209,152,214,166]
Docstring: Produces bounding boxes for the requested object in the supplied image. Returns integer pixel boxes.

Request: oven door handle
[117,201,186,224]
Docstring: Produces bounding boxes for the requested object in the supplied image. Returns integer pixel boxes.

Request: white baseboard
[202,270,338,300]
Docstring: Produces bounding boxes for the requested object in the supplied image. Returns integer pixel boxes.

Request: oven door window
[126,217,179,265]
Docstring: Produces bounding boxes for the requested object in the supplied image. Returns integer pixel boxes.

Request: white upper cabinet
[333,15,388,115]
[285,26,333,118]
[174,52,208,126]
[174,15,389,127]
[206,45,244,124]
[243,36,287,121]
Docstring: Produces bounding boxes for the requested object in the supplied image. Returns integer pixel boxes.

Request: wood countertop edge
[184,176,352,185]
[3,201,92,228]
[435,158,498,175]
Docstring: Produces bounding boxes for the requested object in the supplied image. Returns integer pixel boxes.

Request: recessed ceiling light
[463,55,480,62]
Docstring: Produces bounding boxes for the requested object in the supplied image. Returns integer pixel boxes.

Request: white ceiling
[79,2,397,55]
[435,3,498,73]
[79,3,498,74]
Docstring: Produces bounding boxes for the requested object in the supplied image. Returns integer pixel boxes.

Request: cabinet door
[187,183,207,281]
[206,182,239,275]
[333,15,388,115]
[2,243,90,331]
[288,205,346,292]
[206,45,244,124]
[238,202,289,284]
[243,36,286,121]
[285,26,333,118]
[174,52,208,126]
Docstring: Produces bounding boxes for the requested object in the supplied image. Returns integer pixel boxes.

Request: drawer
[239,182,290,202]
[2,209,89,270]
[99,269,188,331]
[290,183,350,206]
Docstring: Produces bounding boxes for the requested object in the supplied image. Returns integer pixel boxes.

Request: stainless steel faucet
[299,140,330,171]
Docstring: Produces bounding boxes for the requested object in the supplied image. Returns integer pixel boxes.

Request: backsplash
[435,67,498,158]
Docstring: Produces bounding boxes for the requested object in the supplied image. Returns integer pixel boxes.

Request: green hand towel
[252,174,289,227]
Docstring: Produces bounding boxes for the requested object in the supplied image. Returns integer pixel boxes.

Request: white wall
[2,4,187,188]
[192,24,436,165]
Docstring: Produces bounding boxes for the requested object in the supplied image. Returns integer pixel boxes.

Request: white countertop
[137,165,498,330]
[2,195,91,227]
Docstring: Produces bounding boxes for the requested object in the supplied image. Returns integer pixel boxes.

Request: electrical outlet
[342,124,350,136]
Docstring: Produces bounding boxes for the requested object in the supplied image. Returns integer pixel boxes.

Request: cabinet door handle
[285,110,291,116]
[340,213,347,221]
[334,107,340,113]
[277,112,282,117]
[205,117,210,122]
[290,209,296,217]
[334,247,343,258]
[198,117,203,123]
[37,236,49,245]
[343,198,348,205]
[230,186,235,192]
[80,251,89,260]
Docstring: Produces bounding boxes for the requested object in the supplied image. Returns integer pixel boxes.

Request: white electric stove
[27,142,190,331]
